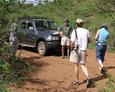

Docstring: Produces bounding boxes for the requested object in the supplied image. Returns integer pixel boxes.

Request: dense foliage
[0,0,33,88]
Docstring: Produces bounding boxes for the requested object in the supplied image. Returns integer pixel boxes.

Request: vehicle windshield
[35,20,57,30]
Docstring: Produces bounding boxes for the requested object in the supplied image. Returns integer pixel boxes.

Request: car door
[16,21,27,45]
[23,21,37,47]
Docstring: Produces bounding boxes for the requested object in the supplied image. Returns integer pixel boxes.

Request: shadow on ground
[106,66,115,70]
[19,46,61,56]
[79,74,108,88]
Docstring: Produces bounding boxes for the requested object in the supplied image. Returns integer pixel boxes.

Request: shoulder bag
[69,29,79,63]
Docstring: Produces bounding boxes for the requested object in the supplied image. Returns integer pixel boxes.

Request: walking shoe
[101,67,107,75]
[86,79,95,88]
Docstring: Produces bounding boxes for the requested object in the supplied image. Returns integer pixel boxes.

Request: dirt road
[9,49,115,92]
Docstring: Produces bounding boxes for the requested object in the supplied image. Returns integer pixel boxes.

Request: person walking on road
[95,23,109,74]
[59,18,72,59]
[70,18,94,88]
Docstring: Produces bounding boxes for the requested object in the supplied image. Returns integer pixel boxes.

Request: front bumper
[46,41,61,49]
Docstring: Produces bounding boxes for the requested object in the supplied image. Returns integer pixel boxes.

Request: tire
[37,41,47,56]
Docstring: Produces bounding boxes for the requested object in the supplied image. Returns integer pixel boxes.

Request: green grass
[0,86,10,92]
[102,75,115,92]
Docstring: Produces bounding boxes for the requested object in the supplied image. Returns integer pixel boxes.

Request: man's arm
[58,26,64,36]
[70,30,76,51]
[87,30,91,43]
[95,30,99,41]
[70,42,75,51]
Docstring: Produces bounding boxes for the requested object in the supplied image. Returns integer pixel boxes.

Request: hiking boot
[101,67,107,75]
[86,79,95,88]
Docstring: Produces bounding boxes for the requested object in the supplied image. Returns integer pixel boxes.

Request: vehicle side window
[20,22,27,29]
[35,21,43,29]
[43,21,48,29]
[27,22,33,30]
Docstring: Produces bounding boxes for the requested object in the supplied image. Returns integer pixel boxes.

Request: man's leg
[72,63,79,85]
[81,64,90,79]
[100,46,107,74]
[79,50,90,78]
[101,46,107,63]
[80,64,95,88]
[61,46,65,59]
[96,45,104,72]
[80,50,94,88]
[74,64,79,81]
[98,60,104,69]
[67,46,70,58]
[66,37,70,58]
[61,36,65,59]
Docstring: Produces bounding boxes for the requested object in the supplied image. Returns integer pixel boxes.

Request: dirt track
[9,49,115,92]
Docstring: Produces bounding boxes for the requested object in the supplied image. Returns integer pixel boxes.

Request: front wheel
[37,41,47,56]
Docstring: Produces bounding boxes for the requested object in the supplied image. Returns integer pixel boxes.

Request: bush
[0,85,9,92]
[0,41,31,84]
[102,75,115,92]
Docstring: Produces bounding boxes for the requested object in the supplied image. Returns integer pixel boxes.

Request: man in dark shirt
[59,18,72,59]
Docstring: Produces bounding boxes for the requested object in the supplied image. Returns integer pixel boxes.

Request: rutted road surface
[9,49,115,92]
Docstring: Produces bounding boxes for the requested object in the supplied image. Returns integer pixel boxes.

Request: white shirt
[71,27,90,50]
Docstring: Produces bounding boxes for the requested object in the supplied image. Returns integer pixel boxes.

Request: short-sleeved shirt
[71,27,90,50]
[59,25,72,37]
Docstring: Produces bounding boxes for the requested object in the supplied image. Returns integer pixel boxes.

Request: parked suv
[16,17,61,56]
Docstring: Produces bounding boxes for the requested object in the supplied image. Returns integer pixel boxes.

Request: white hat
[76,19,83,23]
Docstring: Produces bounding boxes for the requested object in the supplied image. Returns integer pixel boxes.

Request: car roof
[18,17,52,21]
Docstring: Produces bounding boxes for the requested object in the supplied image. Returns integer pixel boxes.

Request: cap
[101,23,107,27]
[76,19,83,24]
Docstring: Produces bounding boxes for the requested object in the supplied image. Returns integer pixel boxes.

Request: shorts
[73,50,86,64]
[78,50,87,64]
[61,36,70,46]
[96,44,107,62]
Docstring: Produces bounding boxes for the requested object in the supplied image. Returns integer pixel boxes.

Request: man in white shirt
[70,19,94,88]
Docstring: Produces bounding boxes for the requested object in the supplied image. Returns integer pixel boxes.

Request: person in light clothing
[70,19,94,88]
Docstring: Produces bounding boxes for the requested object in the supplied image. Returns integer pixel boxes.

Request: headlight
[47,35,52,41]
[47,35,59,41]
[52,36,59,40]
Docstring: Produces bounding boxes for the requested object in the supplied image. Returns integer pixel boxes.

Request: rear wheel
[37,41,47,56]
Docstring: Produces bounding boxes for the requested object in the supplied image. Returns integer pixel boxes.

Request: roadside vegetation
[101,74,115,92]
[0,0,115,91]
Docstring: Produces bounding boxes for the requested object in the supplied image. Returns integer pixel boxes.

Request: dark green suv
[16,17,61,56]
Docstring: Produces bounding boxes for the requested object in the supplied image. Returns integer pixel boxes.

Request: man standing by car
[59,18,72,59]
